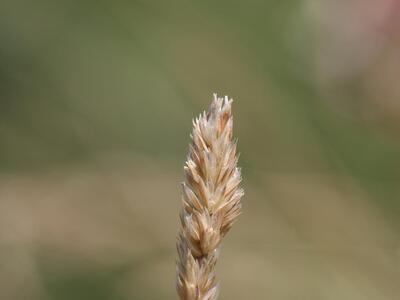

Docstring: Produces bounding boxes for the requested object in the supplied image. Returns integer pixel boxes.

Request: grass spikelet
[176,94,244,300]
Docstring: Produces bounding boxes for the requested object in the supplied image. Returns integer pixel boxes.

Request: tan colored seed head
[176,94,243,300]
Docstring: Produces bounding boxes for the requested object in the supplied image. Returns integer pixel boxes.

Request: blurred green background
[1,0,400,299]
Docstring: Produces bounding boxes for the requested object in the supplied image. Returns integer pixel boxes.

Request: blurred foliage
[1,0,400,299]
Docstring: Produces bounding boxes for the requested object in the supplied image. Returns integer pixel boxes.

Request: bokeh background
[1,0,400,299]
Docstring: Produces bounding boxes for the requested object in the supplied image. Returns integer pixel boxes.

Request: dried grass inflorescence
[176,94,244,300]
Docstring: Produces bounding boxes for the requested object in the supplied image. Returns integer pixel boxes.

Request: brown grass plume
[176,94,244,300]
